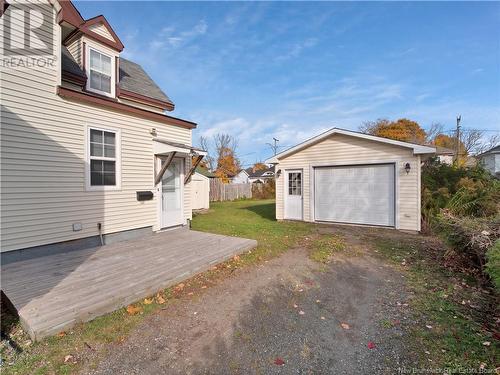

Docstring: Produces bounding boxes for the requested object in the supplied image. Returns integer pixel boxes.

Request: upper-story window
[86,45,115,97]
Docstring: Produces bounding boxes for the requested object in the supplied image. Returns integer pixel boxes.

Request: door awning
[153,139,207,185]
[153,138,207,157]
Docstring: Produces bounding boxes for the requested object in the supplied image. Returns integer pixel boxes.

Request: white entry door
[284,170,303,220]
[314,164,395,226]
[161,158,184,228]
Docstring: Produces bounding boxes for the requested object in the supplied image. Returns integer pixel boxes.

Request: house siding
[88,23,115,41]
[275,134,420,231]
[0,0,192,252]
[66,37,82,65]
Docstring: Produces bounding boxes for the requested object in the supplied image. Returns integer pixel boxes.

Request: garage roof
[266,128,436,163]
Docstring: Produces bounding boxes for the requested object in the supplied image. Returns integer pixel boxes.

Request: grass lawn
[192,199,315,264]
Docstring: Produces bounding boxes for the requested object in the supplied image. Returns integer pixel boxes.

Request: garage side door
[314,164,395,227]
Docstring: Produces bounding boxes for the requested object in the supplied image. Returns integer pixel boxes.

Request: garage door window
[288,172,302,195]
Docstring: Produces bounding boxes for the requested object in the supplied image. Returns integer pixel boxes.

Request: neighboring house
[478,145,500,177]
[0,0,206,261]
[266,128,436,232]
[232,169,250,184]
[190,172,210,210]
[434,146,454,165]
[246,166,275,183]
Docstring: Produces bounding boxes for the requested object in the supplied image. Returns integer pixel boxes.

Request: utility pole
[266,137,279,155]
[455,115,461,165]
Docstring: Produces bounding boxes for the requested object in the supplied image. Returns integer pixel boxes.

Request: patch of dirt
[84,228,415,374]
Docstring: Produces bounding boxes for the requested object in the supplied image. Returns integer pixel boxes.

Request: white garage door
[314,164,395,227]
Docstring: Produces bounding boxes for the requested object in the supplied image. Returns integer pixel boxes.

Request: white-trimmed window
[87,47,114,97]
[87,127,121,190]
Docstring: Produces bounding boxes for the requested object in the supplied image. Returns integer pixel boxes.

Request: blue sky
[77,1,500,166]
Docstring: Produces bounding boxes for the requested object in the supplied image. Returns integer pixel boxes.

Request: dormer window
[85,44,116,97]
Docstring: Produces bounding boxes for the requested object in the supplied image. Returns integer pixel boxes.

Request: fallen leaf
[426,325,433,329]
[126,304,142,315]
[174,283,185,292]
[274,357,285,366]
[188,292,194,296]
[201,285,207,289]
[143,298,153,305]
[367,342,376,349]
[321,316,326,320]
[293,304,298,308]
[64,354,74,363]
[233,255,240,262]
[299,310,305,315]
[316,300,321,303]
[155,293,166,304]
[482,341,491,346]
[341,323,350,330]
[57,331,66,337]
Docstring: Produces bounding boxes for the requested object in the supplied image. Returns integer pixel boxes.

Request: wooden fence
[209,179,252,201]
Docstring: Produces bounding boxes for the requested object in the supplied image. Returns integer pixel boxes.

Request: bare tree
[461,129,484,155]
[359,118,390,134]
[213,133,241,181]
[425,122,444,143]
[474,133,500,155]
[198,136,214,170]
[214,133,238,156]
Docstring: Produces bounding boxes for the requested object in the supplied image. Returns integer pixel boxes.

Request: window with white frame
[88,128,119,187]
[88,48,112,95]
[288,172,302,195]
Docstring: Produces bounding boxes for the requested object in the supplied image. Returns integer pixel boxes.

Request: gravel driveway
[86,231,413,374]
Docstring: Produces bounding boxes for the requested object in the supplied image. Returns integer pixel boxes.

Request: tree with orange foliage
[360,118,427,144]
[433,134,464,151]
[214,134,240,183]
[251,162,268,173]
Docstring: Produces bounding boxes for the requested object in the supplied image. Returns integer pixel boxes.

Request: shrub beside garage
[421,161,500,290]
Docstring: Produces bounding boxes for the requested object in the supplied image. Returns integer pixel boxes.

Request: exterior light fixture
[404,163,411,174]
[276,169,282,178]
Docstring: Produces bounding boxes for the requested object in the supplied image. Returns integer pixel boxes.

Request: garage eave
[265,127,436,163]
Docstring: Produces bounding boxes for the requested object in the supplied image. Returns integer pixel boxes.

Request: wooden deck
[1,229,257,340]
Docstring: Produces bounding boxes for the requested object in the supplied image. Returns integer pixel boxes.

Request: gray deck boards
[1,229,257,340]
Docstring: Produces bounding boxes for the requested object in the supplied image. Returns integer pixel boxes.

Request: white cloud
[275,37,318,62]
[149,20,207,50]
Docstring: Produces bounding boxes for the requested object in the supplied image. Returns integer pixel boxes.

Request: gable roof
[79,15,124,51]
[479,145,500,156]
[433,145,454,155]
[245,166,275,178]
[60,12,124,52]
[266,128,436,163]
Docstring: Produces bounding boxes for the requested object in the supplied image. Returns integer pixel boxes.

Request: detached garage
[266,128,435,231]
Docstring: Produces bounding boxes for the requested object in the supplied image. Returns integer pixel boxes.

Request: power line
[266,137,280,155]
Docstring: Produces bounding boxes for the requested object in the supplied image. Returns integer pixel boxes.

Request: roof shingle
[61,47,173,107]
